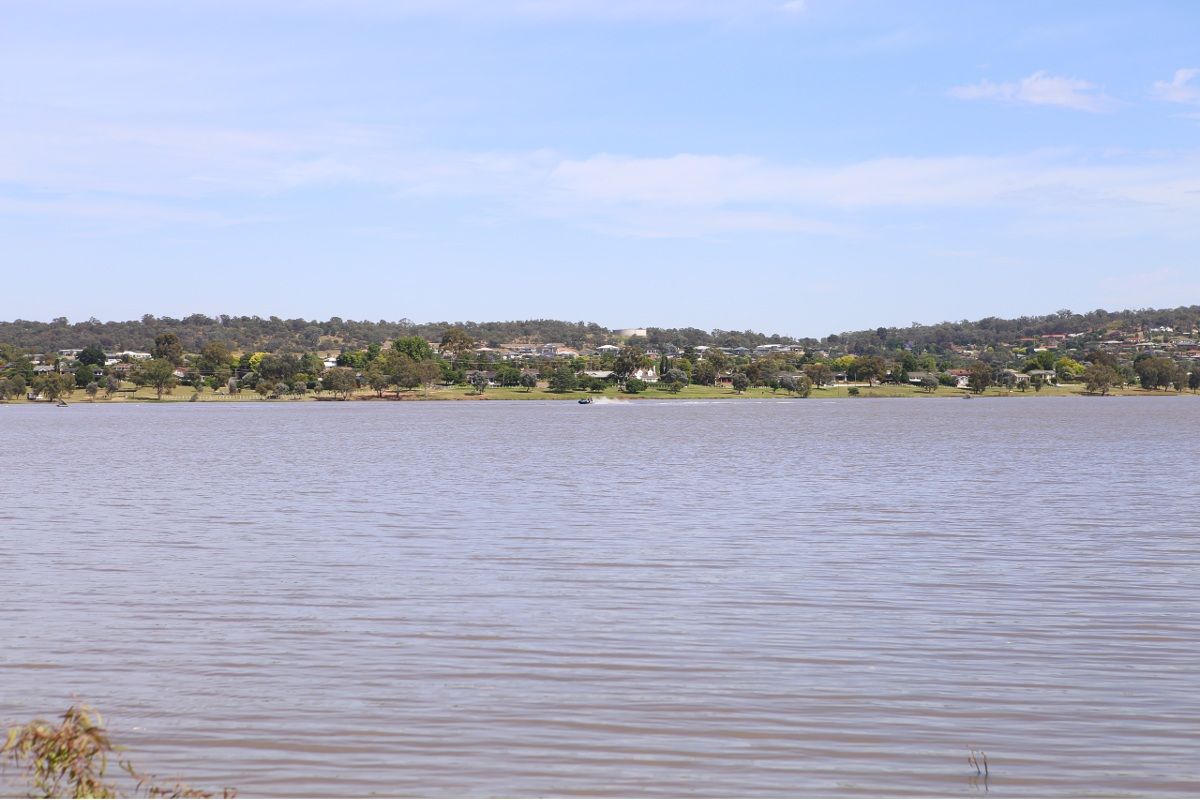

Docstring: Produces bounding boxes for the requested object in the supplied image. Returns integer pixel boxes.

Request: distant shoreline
[5,383,1196,406]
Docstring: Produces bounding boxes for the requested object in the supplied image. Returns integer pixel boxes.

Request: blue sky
[2,0,1199,336]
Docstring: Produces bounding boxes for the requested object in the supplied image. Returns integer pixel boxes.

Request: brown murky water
[2,398,1198,796]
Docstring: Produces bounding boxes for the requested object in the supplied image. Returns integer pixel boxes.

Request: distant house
[1000,369,1031,386]
[582,367,656,383]
[632,367,657,383]
[1028,369,1057,383]
[948,369,971,388]
[596,344,620,355]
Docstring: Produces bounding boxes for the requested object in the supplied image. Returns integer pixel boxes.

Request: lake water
[2,398,1198,797]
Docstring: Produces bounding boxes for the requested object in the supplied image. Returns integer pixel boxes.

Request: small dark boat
[578,397,593,404]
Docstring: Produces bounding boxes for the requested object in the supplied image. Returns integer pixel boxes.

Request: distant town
[2,306,1199,402]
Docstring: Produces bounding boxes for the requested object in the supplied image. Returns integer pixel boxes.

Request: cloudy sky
[3,0,1198,336]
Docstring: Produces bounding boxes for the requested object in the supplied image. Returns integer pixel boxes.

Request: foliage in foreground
[1,705,233,799]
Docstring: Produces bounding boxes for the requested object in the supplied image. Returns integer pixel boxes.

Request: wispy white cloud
[96,0,809,23]
[1152,68,1200,105]
[949,70,1116,113]
[4,116,1200,238]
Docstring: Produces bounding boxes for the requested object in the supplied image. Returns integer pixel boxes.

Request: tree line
[3,305,1197,357]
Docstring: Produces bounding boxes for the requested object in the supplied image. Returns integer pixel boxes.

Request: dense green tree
[105,375,120,398]
[413,360,442,395]
[133,358,178,400]
[439,327,475,359]
[365,365,391,397]
[580,375,608,392]
[1083,363,1120,395]
[920,375,938,393]
[1083,349,1119,368]
[624,377,647,394]
[731,373,750,393]
[78,345,107,366]
[663,368,688,389]
[1024,350,1057,371]
[84,381,99,401]
[854,355,888,386]
[392,335,434,362]
[33,373,75,402]
[494,365,522,386]
[1189,370,1200,393]
[1134,356,1176,390]
[692,360,717,386]
[2,357,35,383]
[258,353,302,382]
[74,363,96,388]
[199,341,232,372]
[336,350,367,370]
[703,348,731,378]
[967,361,992,394]
[804,363,833,387]
[152,333,184,366]
[548,367,578,393]
[1171,364,1189,392]
[519,372,538,392]
[321,367,358,399]
[612,346,649,385]
[468,371,489,395]
[1054,357,1085,382]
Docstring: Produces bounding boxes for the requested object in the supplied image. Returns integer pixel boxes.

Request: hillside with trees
[1,306,1197,357]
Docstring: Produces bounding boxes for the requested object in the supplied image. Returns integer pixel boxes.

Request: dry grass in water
[1,705,234,799]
